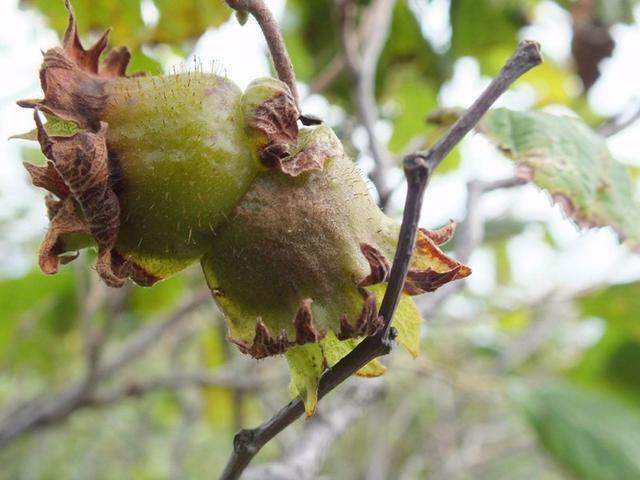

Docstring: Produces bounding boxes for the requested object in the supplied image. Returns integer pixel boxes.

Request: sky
[0,0,639,299]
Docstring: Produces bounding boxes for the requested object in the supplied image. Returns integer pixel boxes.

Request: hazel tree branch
[225,0,299,107]
[597,99,640,137]
[0,290,209,449]
[242,380,384,480]
[87,369,278,409]
[79,270,109,391]
[337,0,397,209]
[309,0,397,95]
[219,40,542,480]
[416,176,529,314]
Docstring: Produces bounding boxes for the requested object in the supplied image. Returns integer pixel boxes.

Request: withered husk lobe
[247,90,331,177]
[337,289,383,341]
[18,1,156,287]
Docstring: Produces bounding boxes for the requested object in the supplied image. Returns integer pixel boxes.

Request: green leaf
[320,330,386,377]
[367,284,424,358]
[286,324,397,416]
[152,0,233,44]
[449,0,529,74]
[285,343,325,416]
[572,282,640,402]
[11,115,81,141]
[0,269,79,372]
[21,0,231,73]
[518,382,640,480]
[478,109,640,251]
[382,67,438,154]
[579,281,640,338]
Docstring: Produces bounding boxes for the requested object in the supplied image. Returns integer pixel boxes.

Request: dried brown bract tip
[230,320,293,359]
[338,289,383,340]
[423,221,456,246]
[358,243,391,287]
[229,299,327,359]
[18,1,132,129]
[294,299,323,344]
[403,227,471,295]
[17,2,157,288]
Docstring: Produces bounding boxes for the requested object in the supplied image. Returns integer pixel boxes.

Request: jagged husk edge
[227,220,471,359]
[17,1,157,287]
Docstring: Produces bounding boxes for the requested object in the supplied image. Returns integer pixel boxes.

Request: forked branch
[220,40,542,480]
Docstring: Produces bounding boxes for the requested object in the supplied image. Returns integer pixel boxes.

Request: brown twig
[242,380,384,480]
[225,0,299,106]
[309,0,396,95]
[337,0,397,209]
[416,176,529,314]
[219,40,542,480]
[88,360,282,409]
[78,270,113,393]
[0,291,209,448]
[597,100,640,137]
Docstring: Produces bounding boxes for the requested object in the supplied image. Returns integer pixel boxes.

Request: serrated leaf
[518,382,640,480]
[478,109,640,250]
[285,343,324,416]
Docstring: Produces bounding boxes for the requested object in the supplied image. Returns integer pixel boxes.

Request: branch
[309,0,397,95]
[79,271,110,391]
[597,99,640,137]
[99,290,209,377]
[242,380,384,480]
[417,176,528,314]
[456,177,528,262]
[88,369,279,408]
[414,41,541,171]
[0,291,209,449]
[225,0,299,107]
[219,40,542,480]
[337,0,397,209]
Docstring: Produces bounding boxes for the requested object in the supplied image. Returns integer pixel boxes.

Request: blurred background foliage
[1,0,640,478]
